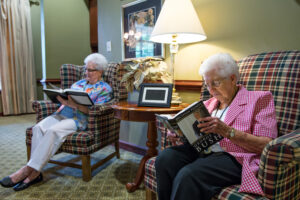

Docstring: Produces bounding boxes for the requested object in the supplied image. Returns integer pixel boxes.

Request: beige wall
[172,0,300,80]
[31,0,91,79]
[30,0,91,100]
[43,0,91,78]
[98,0,300,81]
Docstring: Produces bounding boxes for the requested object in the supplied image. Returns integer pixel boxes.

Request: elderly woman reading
[0,53,112,191]
[155,53,278,200]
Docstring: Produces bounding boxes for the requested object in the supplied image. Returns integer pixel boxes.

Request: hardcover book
[156,101,223,153]
[43,88,94,106]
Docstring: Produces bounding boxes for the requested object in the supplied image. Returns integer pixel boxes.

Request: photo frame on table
[121,0,164,61]
[138,83,173,108]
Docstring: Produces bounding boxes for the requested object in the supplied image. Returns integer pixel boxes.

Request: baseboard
[119,140,147,156]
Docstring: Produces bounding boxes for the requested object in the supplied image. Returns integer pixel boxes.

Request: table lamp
[150,0,207,104]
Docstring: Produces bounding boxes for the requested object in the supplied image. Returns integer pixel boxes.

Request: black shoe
[0,176,23,188]
[13,173,43,191]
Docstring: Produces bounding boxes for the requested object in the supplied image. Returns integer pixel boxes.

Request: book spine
[156,116,179,131]
[167,118,179,129]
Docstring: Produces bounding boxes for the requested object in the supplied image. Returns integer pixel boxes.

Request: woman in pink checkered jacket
[155,53,278,200]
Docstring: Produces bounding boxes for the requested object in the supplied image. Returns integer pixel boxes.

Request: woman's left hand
[56,96,78,109]
[196,116,231,138]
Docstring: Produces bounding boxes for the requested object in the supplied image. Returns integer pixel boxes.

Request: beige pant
[27,115,77,171]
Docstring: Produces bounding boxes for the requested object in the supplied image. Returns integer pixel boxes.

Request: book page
[44,88,63,93]
[48,82,60,90]
[70,95,93,106]
[64,89,88,94]
[156,114,174,119]
[177,113,200,144]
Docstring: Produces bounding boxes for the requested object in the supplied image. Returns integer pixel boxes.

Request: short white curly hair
[84,53,108,71]
[199,53,240,81]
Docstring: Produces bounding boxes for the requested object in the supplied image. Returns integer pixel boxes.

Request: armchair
[26,63,127,181]
[144,50,300,200]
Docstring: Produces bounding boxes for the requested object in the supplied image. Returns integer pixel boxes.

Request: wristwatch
[229,128,235,138]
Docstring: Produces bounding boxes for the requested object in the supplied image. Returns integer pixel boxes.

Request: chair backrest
[201,50,300,136]
[60,63,127,102]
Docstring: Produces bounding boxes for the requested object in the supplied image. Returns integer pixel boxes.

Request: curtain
[0,0,37,115]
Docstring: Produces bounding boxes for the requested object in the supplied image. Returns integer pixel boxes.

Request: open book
[155,101,223,153]
[43,88,94,106]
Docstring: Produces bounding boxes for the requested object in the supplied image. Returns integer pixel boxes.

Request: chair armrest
[32,100,59,122]
[87,102,119,133]
[88,102,115,115]
[258,129,300,199]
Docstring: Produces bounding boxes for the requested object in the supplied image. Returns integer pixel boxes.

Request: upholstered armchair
[144,51,300,200]
[26,63,127,181]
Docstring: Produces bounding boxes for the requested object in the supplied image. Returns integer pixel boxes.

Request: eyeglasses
[204,78,227,89]
[85,68,98,72]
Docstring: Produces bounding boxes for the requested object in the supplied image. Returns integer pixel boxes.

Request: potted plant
[121,57,172,92]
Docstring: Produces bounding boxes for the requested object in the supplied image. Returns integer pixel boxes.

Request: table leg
[126,121,158,192]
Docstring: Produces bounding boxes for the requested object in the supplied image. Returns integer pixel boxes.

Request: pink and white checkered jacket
[204,85,278,196]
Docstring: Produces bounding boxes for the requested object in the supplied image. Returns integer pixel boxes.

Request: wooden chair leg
[146,188,157,200]
[81,155,91,182]
[115,140,120,158]
[26,145,31,161]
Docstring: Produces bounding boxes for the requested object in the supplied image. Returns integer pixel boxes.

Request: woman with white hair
[0,53,112,191]
[155,53,278,200]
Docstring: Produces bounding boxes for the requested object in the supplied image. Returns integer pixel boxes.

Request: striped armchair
[144,51,300,200]
[26,63,127,181]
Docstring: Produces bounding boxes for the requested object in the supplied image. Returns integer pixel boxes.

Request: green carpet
[0,114,146,200]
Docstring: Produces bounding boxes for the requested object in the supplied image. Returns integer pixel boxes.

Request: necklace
[214,87,238,119]
[214,104,229,119]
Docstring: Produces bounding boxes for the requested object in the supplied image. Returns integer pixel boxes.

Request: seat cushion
[217,185,268,200]
[26,127,95,149]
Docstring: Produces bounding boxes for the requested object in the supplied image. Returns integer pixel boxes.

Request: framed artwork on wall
[138,83,173,107]
[122,0,164,61]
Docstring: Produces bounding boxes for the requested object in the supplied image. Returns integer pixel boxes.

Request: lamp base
[171,90,182,105]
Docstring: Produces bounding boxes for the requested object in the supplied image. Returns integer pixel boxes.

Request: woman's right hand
[166,130,183,146]
[56,96,68,106]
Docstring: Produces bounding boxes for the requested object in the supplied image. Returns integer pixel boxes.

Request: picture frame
[121,0,164,61]
[138,83,173,108]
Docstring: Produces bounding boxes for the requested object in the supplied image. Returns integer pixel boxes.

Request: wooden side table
[111,101,187,192]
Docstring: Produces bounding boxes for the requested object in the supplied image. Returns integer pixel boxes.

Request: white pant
[27,115,77,171]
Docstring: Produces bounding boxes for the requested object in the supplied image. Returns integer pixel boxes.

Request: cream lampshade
[150,0,207,104]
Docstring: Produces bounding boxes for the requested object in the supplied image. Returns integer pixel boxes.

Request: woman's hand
[196,116,231,138]
[197,116,273,154]
[56,96,78,109]
[166,131,183,146]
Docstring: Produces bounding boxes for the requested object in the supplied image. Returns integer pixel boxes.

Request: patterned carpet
[0,114,146,200]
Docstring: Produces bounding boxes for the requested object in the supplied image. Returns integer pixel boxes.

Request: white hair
[199,53,240,80]
[84,53,108,71]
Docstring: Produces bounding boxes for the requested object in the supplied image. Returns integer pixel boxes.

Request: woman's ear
[231,74,237,84]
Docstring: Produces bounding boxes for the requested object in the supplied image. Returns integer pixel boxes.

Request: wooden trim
[146,188,157,200]
[0,90,2,116]
[119,140,147,156]
[175,80,203,91]
[36,79,203,91]
[36,78,61,85]
[89,0,98,52]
